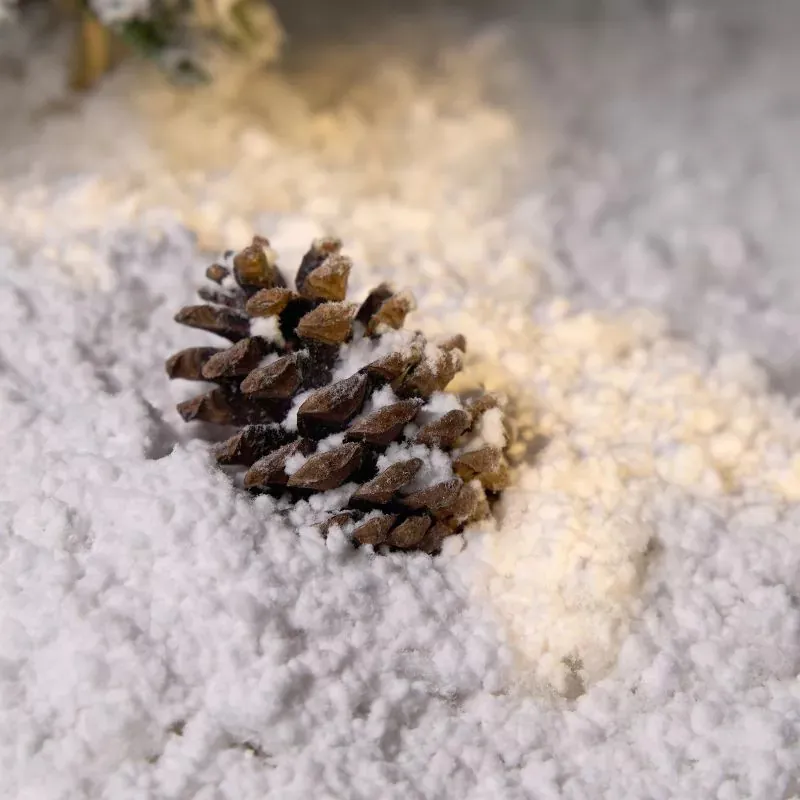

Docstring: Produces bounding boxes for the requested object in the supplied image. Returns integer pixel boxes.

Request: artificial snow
[458,405,508,455]
[2,5,800,799]
[362,384,398,413]
[248,315,285,347]
[415,390,465,423]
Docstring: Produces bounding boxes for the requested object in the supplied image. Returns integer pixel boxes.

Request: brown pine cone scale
[167,236,511,554]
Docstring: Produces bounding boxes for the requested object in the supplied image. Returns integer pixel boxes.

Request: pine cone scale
[286,443,364,491]
[244,440,312,489]
[201,337,269,379]
[401,478,463,514]
[350,458,423,506]
[352,514,396,545]
[414,409,472,448]
[240,354,302,399]
[295,237,343,295]
[175,305,250,341]
[166,347,224,380]
[245,288,297,318]
[388,515,432,549]
[297,373,369,438]
[355,284,393,327]
[344,399,424,446]
[214,424,295,466]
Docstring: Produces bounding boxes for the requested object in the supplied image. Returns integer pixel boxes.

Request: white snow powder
[249,315,285,346]
[464,406,506,451]
[281,388,312,433]
[282,450,307,476]
[414,390,464,423]
[362,384,398,412]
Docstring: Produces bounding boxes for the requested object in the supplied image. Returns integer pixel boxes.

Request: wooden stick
[70,11,114,91]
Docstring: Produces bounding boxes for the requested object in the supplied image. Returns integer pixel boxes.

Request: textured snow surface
[3,4,800,799]
[4,220,800,800]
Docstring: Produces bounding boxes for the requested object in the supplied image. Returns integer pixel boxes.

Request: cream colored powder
[448,299,800,693]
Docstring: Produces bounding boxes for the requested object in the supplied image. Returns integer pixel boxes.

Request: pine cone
[166,236,511,554]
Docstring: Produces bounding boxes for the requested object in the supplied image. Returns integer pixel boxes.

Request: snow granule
[362,384,398,413]
[282,450,307,476]
[462,405,506,452]
[248,315,284,346]
[281,388,312,433]
[415,390,464,422]
[314,432,346,454]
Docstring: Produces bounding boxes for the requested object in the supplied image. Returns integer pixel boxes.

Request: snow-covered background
[2,1,800,797]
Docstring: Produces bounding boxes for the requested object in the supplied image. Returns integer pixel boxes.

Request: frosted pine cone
[166,236,511,554]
